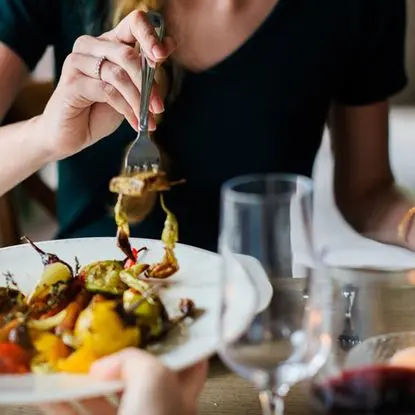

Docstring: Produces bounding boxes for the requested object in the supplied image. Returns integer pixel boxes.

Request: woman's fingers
[73,36,141,90]
[65,53,141,120]
[72,37,165,115]
[177,360,209,411]
[39,396,119,415]
[60,65,137,131]
[39,402,78,415]
[61,53,158,131]
[102,10,176,62]
[77,397,118,415]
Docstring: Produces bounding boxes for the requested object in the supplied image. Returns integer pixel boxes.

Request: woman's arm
[0,43,52,197]
[0,9,175,199]
[0,117,52,197]
[331,101,415,249]
[0,43,28,120]
[330,0,411,248]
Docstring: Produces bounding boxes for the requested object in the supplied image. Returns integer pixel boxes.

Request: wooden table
[198,269,415,415]
[199,357,309,415]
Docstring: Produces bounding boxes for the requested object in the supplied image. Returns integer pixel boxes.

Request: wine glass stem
[259,390,284,415]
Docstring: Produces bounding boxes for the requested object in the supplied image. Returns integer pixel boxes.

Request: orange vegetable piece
[57,346,98,374]
[34,333,70,364]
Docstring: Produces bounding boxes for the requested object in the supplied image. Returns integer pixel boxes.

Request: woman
[0,0,412,252]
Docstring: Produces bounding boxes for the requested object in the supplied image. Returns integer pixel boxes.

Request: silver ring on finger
[68,401,91,415]
[94,55,106,80]
[105,393,121,407]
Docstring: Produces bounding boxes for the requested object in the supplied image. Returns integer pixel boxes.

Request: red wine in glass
[312,365,415,414]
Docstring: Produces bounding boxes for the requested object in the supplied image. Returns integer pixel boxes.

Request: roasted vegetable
[56,345,98,374]
[146,248,179,279]
[55,290,91,336]
[27,263,72,304]
[0,319,21,343]
[109,170,184,197]
[121,193,158,224]
[122,289,165,338]
[145,195,179,279]
[32,332,70,372]
[160,193,178,249]
[74,298,140,356]
[178,298,196,317]
[124,247,148,269]
[0,286,26,315]
[122,289,160,317]
[114,194,135,262]
[0,274,25,315]
[22,237,73,304]
[8,321,33,350]
[0,343,30,374]
[0,226,197,374]
[80,260,126,295]
[120,265,151,293]
[28,308,67,331]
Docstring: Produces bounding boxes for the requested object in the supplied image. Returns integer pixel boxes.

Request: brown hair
[112,0,163,24]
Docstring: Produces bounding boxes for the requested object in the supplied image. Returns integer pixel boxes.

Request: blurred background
[0,0,414,247]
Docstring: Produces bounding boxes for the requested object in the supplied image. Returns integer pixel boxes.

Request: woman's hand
[40,10,175,161]
[40,349,208,415]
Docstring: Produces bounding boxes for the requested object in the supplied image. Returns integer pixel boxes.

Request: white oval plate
[0,237,270,405]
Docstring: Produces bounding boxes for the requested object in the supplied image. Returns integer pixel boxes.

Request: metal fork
[123,11,165,173]
[338,284,361,351]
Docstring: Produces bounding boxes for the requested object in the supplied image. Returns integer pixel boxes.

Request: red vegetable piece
[124,248,139,269]
[0,343,30,374]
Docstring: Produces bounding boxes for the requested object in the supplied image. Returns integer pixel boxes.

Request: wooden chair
[0,80,55,247]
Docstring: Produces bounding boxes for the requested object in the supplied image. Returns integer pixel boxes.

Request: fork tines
[124,162,160,176]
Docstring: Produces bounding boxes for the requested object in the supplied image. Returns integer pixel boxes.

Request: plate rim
[0,236,219,258]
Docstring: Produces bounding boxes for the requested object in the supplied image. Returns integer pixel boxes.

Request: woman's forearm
[0,116,53,197]
[345,184,415,250]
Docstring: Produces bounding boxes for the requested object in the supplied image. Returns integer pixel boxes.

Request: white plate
[0,237,270,405]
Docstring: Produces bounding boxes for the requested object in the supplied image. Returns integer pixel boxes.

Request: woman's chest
[156,1,358,178]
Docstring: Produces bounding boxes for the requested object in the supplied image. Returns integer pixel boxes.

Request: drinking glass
[308,246,415,415]
[218,174,331,415]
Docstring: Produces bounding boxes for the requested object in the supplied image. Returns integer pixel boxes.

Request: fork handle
[343,284,357,319]
[139,11,165,131]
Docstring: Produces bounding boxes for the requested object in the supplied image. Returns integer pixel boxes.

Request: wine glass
[308,246,415,415]
[218,173,331,415]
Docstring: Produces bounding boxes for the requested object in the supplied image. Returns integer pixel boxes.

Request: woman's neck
[166,0,279,72]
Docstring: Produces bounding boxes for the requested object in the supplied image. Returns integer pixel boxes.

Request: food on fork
[109,170,184,198]
[0,234,197,375]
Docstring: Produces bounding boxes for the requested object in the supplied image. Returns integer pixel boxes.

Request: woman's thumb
[177,360,209,403]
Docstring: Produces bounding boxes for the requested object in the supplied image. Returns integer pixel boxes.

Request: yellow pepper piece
[122,290,164,338]
[57,346,99,374]
[74,300,140,357]
[160,193,178,249]
[123,289,159,318]
[34,332,71,364]
[115,194,130,238]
